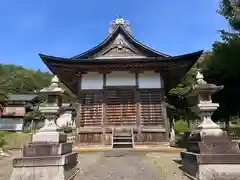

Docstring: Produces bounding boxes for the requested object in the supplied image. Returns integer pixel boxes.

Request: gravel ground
[146,153,189,180]
[76,150,190,180]
[0,150,189,180]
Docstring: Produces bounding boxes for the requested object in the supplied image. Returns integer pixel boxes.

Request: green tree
[167,53,209,125]
[203,37,240,126]
[218,0,240,31]
[23,105,45,133]
[201,0,240,129]
[0,64,73,102]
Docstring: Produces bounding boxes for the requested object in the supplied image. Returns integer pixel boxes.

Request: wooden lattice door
[80,92,103,127]
[139,89,164,126]
[105,88,137,126]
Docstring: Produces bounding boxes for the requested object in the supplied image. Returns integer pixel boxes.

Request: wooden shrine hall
[40,18,203,147]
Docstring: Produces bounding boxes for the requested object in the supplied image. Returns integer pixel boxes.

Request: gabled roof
[71,25,170,60]
[39,50,203,94]
[7,94,38,102]
[39,18,204,94]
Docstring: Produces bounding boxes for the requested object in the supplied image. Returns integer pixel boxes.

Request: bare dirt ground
[1,150,189,180]
[0,150,21,180]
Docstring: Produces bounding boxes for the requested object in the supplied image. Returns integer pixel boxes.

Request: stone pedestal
[181,135,240,180]
[181,71,240,180]
[10,122,78,180]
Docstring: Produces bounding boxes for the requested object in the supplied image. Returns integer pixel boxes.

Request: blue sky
[0,0,229,72]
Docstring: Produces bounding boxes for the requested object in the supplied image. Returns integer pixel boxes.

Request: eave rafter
[40,44,203,94]
[47,58,195,73]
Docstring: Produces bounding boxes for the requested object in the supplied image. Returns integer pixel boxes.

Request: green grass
[0,131,31,149]
[174,119,196,148]
[175,119,195,134]
[229,127,240,138]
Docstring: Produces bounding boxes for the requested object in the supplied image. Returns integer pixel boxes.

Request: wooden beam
[97,71,111,74]
[102,73,106,145]
[135,73,141,133]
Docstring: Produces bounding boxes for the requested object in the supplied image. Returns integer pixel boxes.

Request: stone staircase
[112,128,134,148]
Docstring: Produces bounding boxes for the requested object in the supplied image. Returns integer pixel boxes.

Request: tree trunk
[225,116,230,135]
[31,119,34,133]
[169,116,176,146]
[33,121,36,133]
[187,119,190,128]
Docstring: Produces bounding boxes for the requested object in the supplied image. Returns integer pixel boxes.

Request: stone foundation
[181,151,240,180]
[76,129,167,146]
[10,128,78,180]
[199,164,240,180]
[11,163,78,180]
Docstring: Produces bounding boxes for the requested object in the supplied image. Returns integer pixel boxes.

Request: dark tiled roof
[70,25,170,59]
[7,94,38,102]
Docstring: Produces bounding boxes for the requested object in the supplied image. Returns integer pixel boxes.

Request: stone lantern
[38,75,64,122]
[188,71,224,141]
[10,76,79,180]
[180,71,240,180]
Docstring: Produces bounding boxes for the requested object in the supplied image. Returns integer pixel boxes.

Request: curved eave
[39,50,203,94]
[40,50,203,65]
[70,26,170,59]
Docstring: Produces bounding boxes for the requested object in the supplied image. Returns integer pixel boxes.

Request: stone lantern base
[181,133,240,180]
[10,124,78,180]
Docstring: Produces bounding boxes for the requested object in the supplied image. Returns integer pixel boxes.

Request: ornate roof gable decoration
[109,17,132,35]
[97,34,140,57]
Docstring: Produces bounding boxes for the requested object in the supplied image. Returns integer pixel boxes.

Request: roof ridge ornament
[109,17,132,35]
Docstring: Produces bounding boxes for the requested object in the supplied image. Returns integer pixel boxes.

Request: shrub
[0,134,6,148]
[175,120,191,134]
[175,133,189,148]
[0,131,10,148]
[229,127,240,138]
[63,126,73,134]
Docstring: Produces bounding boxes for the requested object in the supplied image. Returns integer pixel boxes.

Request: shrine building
[40,18,203,147]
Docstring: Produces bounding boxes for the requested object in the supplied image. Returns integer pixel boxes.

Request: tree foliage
[167,0,240,125]
[167,53,210,120]
[202,37,240,121]
[201,0,240,123]
[24,106,45,132]
[0,64,74,102]
[218,0,240,32]
[24,107,45,122]
[0,64,52,94]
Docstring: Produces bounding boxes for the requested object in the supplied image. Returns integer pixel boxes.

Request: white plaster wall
[106,71,136,86]
[81,72,103,89]
[138,71,162,89]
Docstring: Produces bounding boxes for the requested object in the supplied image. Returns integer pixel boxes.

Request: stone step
[113,142,133,145]
[114,133,132,137]
[113,136,132,140]
[113,143,133,148]
[113,138,132,143]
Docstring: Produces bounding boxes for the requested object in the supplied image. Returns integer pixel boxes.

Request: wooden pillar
[102,73,107,145]
[75,74,82,145]
[160,73,169,142]
[135,73,141,134]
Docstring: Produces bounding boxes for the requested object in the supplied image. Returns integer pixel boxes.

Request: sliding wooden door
[105,87,137,126]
